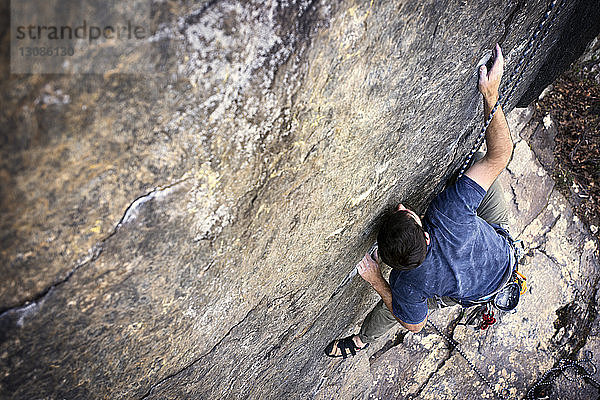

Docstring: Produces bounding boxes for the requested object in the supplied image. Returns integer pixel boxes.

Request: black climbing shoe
[324,335,369,359]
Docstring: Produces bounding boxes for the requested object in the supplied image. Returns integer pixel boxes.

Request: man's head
[377,203,430,271]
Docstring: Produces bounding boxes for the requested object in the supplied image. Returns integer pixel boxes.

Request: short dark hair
[377,208,427,271]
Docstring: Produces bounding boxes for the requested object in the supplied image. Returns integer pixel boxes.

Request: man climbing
[325,44,516,358]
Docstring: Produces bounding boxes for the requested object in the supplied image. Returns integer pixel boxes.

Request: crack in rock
[500,0,526,45]
[527,213,561,251]
[139,296,265,400]
[405,311,466,399]
[0,242,102,318]
[310,374,329,400]
[536,245,566,270]
[515,186,556,240]
[368,330,409,365]
[509,179,522,212]
[407,331,457,400]
[0,177,190,321]
[551,281,599,359]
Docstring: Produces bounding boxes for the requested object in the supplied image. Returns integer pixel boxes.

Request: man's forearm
[477,45,512,169]
[371,278,395,316]
[482,95,512,168]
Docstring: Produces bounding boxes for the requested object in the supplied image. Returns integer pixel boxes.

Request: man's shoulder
[432,175,486,207]
[426,176,486,223]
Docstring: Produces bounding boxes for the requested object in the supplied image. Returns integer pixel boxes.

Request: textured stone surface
[1,0,599,399]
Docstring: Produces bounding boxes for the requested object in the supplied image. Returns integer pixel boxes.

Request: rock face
[1,1,599,399]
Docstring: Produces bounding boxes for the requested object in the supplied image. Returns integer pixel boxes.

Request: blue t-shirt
[388,175,512,324]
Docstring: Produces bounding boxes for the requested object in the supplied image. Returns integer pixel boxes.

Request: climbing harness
[526,351,600,399]
[457,228,527,330]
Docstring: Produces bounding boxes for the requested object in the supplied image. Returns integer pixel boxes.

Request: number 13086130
[18,47,74,57]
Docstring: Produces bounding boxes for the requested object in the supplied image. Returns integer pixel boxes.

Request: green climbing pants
[358,153,509,343]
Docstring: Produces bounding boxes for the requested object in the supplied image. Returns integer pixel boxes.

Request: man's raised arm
[465,43,513,191]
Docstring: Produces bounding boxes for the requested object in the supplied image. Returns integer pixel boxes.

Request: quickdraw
[480,305,496,330]
[461,266,527,331]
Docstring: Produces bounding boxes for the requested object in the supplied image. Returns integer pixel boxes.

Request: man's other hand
[357,251,383,285]
[478,43,504,103]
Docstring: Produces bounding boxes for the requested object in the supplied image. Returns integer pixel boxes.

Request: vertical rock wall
[1,0,598,398]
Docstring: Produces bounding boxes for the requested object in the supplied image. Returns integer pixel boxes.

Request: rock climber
[325,44,516,358]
